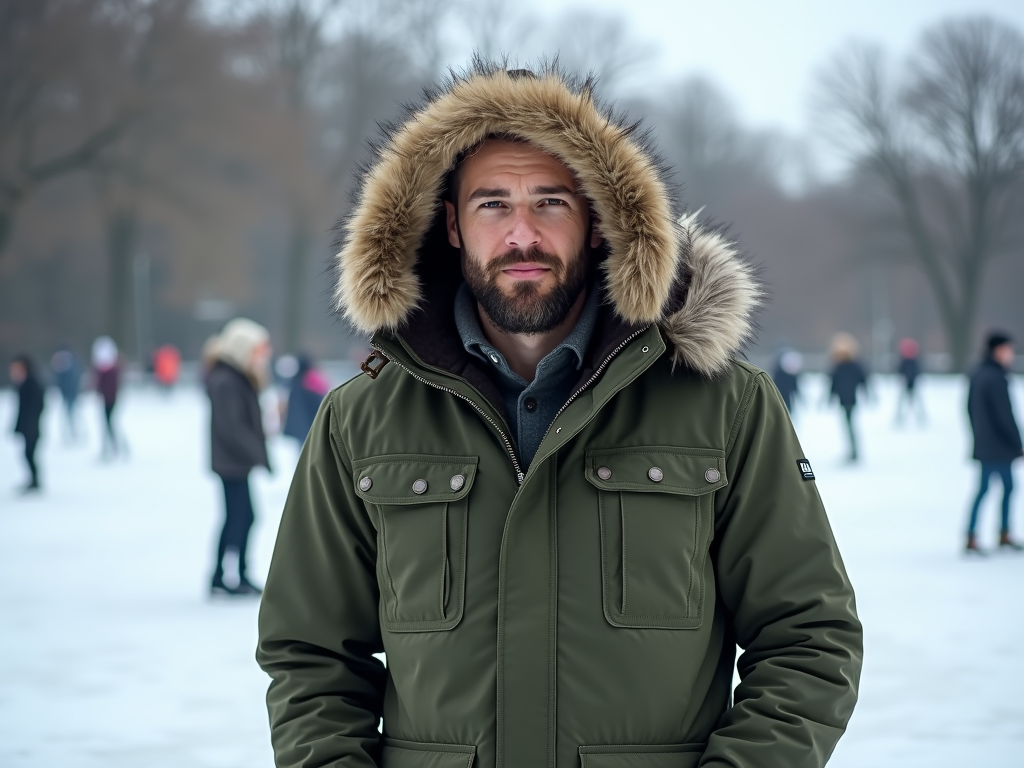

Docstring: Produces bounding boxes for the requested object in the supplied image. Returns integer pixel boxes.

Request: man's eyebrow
[530,185,577,196]
[466,187,510,201]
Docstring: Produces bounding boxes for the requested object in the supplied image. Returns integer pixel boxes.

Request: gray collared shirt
[454,282,599,472]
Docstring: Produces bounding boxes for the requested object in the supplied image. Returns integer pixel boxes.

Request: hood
[334,62,761,377]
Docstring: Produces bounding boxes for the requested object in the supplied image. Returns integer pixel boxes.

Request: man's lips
[501,263,551,279]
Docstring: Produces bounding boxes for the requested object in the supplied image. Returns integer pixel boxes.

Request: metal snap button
[358,476,372,492]
[489,353,499,364]
[597,466,612,481]
[524,397,537,412]
[648,467,664,482]
[412,479,428,495]
[642,346,650,353]
[450,474,465,491]
[705,468,721,483]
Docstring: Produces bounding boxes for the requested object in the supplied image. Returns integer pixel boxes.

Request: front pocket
[354,455,478,632]
[381,738,476,768]
[578,743,705,768]
[586,447,726,630]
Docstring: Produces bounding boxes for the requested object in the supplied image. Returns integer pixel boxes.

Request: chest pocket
[585,447,726,630]
[353,454,478,633]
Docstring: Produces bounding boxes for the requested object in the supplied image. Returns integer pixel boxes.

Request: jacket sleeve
[209,374,268,470]
[257,395,386,767]
[702,372,863,768]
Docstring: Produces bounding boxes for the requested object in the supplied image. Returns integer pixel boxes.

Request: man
[10,355,44,493]
[965,331,1023,553]
[258,65,862,768]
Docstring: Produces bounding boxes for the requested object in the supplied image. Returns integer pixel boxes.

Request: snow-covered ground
[1,372,1022,767]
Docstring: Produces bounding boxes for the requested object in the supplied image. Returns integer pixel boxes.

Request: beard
[461,244,591,335]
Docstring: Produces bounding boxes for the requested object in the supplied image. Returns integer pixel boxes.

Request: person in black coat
[10,355,45,493]
[895,337,926,426]
[207,319,272,596]
[771,348,802,414]
[965,331,1023,553]
[829,333,869,462]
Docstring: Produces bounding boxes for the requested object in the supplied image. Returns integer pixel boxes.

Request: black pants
[213,475,255,584]
[101,400,120,457]
[22,431,40,488]
[842,404,858,460]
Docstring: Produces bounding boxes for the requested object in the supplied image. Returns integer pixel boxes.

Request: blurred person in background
[10,355,45,494]
[91,336,124,460]
[152,344,181,391]
[772,347,803,414]
[281,353,330,445]
[829,332,869,463]
[895,337,926,426]
[50,345,81,442]
[965,331,1023,554]
[206,318,272,597]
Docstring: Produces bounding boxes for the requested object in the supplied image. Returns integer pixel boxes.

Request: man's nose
[505,207,541,250]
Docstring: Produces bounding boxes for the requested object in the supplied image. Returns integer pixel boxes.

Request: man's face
[445,140,603,335]
[9,362,25,384]
[994,343,1015,368]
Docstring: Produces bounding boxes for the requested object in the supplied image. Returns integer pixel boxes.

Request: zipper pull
[516,471,525,484]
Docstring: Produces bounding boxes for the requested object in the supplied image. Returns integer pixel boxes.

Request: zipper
[370,342,526,484]
[537,326,651,448]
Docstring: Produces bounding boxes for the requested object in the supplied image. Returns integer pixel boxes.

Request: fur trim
[666,212,763,377]
[334,62,761,376]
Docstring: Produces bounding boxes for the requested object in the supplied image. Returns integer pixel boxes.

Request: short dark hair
[986,330,1013,355]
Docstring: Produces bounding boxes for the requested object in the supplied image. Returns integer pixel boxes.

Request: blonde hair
[830,332,859,362]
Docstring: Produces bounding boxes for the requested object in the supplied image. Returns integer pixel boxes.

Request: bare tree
[815,17,1024,370]
[0,0,136,259]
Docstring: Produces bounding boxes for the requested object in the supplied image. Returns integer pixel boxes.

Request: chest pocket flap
[585,447,726,629]
[354,454,478,632]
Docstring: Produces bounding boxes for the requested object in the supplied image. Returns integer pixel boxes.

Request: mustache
[486,248,563,275]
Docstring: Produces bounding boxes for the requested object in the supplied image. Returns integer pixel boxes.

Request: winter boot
[210,574,233,597]
[234,577,263,597]
[998,531,1024,551]
[965,535,986,555]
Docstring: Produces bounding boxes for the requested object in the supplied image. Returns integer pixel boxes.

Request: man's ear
[589,215,604,249]
[445,201,461,248]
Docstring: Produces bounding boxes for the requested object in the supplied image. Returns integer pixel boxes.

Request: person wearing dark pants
[215,477,256,588]
[829,333,868,463]
[206,318,272,596]
[966,331,1023,553]
[10,355,45,493]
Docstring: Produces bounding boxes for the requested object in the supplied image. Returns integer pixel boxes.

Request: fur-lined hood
[334,63,760,377]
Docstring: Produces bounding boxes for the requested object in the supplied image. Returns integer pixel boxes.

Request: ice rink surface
[1,372,1023,767]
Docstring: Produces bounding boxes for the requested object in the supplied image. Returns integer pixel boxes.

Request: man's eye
[541,198,568,206]
[480,201,504,209]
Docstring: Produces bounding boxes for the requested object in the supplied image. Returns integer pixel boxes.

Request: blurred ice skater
[91,336,124,460]
[894,338,926,426]
[771,348,802,414]
[152,344,181,391]
[50,345,81,442]
[9,355,44,494]
[206,318,272,597]
[965,331,1023,554]
[829,333,868,463]
[281,353,330,445]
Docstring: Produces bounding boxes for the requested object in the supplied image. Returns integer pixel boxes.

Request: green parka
[257,65,862,768]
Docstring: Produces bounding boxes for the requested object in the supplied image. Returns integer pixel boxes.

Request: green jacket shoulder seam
[725,368,765,454]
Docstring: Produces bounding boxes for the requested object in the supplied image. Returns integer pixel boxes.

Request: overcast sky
[544,0,1024,136]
